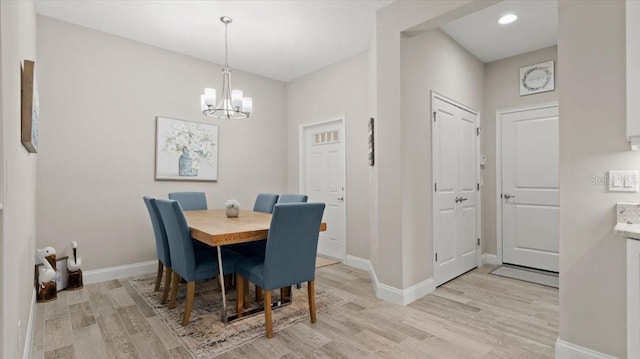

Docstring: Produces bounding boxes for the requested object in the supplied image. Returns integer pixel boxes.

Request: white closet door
[433,96,479,287]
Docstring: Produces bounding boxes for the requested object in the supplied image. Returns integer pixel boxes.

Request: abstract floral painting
[155,117,218,181]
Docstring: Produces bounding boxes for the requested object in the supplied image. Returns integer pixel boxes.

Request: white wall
[482,46,558,255]
[1,1,38,358]
[36,16,287,271]
[400,29,484,286]
[558,1,628,357]
[286,52,370,259]
[372,0,480,289]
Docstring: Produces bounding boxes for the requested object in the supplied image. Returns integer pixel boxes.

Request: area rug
[129,274,350,358]
[490,264,559,288]
[316,256,340,268]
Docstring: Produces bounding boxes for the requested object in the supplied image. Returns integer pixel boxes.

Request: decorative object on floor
[201,16,253,120]
[129,274,350,358]
[155,117,218,181]
[519,60,554,96]
[35,247,57,302]
[67,241,83,290]
[368,117,374,166]
[225,199,240,218]
[21,59,39,153]
[490,264,558,288]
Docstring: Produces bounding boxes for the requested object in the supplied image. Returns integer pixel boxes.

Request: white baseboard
[555,339,618,359]
[344,255,371,271]
[84,260,157,285]
[23,289,36,359]
[344,255,434,306]
[481,253,500,265]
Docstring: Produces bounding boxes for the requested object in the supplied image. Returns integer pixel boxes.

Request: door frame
[299,116,347,261]
[431,91,481,285]
[495,101,559,265]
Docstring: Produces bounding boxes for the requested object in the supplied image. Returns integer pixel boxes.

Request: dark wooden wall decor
[21,59,39,153]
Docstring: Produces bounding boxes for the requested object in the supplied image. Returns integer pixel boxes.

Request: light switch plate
[608,170,639,192]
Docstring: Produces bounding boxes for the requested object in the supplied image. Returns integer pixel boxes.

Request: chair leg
[161,267,173,305]
[308,280,316,323]
[280,286,291,302]
[255,284,263,302]
[154,261,164,292]
[244,278,250,305]
[236,274,244,317]
[182,281,195,326]
[264,290,273,338]
[168,272,180,309]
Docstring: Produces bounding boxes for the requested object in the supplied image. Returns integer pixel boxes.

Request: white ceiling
[35,0,393,82]
[441,0,557,63]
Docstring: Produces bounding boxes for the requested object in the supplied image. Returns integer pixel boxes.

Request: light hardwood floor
[31,264,558,359]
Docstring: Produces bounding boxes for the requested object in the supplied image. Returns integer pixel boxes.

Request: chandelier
[201,16,252,119]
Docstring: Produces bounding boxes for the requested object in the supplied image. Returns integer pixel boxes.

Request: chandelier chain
[224,21,229,68]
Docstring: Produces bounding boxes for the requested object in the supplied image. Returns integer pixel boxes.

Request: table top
[184,209,327,246]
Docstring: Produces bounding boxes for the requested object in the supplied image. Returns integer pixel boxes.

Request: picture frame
[520,60,555,96]
[368,117,375,166]
[21,59,39,153]
[155,116,219,181]
[55,257,69,291]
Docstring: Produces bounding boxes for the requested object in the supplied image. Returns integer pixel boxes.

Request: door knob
[454,197,460,203]
[504,194,515,199]
[337,197,344,202]
[459,197,468,202]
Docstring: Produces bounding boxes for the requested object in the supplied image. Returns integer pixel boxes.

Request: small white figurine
[67,241,82,272]
[36,247,56,288]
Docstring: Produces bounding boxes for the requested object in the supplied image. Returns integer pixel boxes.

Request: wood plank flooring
[31,264,558,358]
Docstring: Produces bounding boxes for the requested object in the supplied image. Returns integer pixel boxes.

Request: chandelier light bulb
[498,13,518,25]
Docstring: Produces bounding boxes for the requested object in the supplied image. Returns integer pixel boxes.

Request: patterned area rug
[129,274,350,358]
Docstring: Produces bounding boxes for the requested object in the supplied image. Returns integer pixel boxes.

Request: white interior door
[302,120,346,260]
[501,105,559,272]
[433,96,479,286]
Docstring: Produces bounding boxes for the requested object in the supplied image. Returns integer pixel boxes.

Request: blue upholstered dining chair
[155,199,243,326]
[235,202,325,338]
[168,192,207,211]
[278,194,308,203]
[253,193,279,213]
[143,197,173,304]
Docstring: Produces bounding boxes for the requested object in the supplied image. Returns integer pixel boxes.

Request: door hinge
[435,252,438,262]
[477,238,480,246]
[476,127,481,136]
[433,112,437,122]
[434,183,437,192]
[477,183,480,191]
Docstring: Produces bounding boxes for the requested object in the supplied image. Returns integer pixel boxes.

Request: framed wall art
[520,61,555,96]
[21,59,39,153]
[155,116,218,181]
[368,117,375,166]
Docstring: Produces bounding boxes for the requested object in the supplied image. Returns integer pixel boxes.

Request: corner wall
[558,1,628,357]
[36,16,287,271]
[482,46,558,255]
[285,52,370,259]
[1,1,38,358]
[400,29,484,286]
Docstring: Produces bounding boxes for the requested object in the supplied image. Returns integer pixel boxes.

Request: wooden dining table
[183,209,327,323]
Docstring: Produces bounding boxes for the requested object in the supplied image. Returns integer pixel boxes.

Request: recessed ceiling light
[498,13,518,25]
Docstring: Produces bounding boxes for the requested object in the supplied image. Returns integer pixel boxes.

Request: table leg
[216,246,228,323]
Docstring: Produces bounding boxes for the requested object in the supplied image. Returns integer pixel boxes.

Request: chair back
[263,203,325,290]
[168,192,207,211]
[143,197,171,266]
[155,199,198,281]
[253,193,279,213]
[278,194,308,203]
